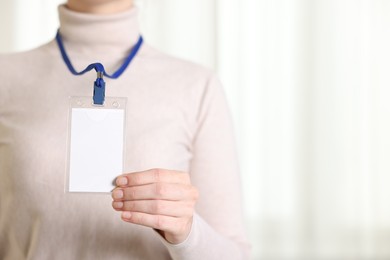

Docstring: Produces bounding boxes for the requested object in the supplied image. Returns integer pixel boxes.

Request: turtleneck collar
[58,4,140,56]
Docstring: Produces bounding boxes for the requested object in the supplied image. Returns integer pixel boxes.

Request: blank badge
[66,97,126,193]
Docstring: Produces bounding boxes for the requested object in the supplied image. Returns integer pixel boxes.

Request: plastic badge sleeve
[66,96,126,193]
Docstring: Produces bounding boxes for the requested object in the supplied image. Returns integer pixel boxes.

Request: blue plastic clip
[93,72,105,105]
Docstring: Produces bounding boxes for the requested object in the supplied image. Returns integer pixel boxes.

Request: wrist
[159,217,193,244]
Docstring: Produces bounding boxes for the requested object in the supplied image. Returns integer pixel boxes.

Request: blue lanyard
[55,30,143,105]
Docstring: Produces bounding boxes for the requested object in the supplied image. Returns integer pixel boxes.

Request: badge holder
[66,95,126,193]
[55,31,142,193]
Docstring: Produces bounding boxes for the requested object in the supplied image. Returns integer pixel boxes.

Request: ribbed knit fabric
[0,5,250,260]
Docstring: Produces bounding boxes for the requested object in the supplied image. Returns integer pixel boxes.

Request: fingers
[120,211,192,237]
[112,183,198,201]
[111,168,198,244]
[112,200,194,217]
[116,168,190,187]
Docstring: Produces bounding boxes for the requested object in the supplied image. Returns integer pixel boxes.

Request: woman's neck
[66,0,133,14]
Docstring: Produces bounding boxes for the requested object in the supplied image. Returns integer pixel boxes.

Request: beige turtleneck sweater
[0,5,250,260]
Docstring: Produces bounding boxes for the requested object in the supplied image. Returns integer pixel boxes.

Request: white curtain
[2,0,390,259]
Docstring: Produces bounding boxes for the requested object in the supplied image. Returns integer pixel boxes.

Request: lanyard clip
[93,72,105,105]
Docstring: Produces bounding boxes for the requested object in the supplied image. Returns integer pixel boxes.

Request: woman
[0,0,250,259]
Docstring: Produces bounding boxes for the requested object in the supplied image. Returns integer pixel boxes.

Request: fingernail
[113,201,123,209]
[112,189,123,199]
[116,176,128,186]
[122,211,131,219]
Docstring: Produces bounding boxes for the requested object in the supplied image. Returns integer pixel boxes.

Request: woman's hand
[111,168,199,244]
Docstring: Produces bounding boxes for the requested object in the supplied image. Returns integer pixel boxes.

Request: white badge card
[66,97,126,193]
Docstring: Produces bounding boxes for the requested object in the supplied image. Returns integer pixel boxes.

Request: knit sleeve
[159,74,251,259]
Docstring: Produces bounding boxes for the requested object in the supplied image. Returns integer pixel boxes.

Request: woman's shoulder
[0,41,58,72]
[138,43,215,81]
[0,41,59,104]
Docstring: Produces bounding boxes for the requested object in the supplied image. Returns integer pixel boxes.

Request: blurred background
[1,0,390,259]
